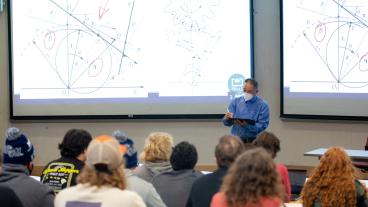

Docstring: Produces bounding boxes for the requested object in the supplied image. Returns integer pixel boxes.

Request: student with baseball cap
[55,135,146,207]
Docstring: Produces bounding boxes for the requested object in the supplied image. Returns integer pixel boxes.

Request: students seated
[55,135,146,207]
[0,149,24,207]
[135,132,173,182]
[301,147,368,207]
[187,135,245,207]
[253,131,291,201]
[0,127,55,207]
[41,129,92,193]
[153,141,202,207]
[211,148,284,207]
[113,130,166,207]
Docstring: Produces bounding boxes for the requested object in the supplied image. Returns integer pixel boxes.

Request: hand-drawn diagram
[13,0,252,99]
[285,0,368,93]
[165,0,221,86]
[17,0,141,97]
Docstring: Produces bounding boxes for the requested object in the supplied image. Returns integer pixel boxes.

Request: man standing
[223,78,269,143]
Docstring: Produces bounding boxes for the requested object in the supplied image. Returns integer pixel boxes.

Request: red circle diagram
[88,58,104,77]
[314,22,326,42]
[359,52,368,72]
[44,31,56,50]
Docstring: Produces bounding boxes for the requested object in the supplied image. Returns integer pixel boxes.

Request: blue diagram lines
[18,0,140,96]
[13,0,252,99]
[285,0,368,93]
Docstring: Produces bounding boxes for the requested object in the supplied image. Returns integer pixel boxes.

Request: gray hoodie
[0,164,55,207]
[125,169,166,207]
[152,169,203,207]
[134,161,172,183]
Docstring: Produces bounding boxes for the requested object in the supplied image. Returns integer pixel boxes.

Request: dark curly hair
[215,135,245,168]
[58,129,92,158]
[221,148,284,207]
[170,141,198,170]
[253,131,280,158]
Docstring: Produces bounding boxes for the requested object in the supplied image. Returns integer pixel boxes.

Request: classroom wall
[0,6,9,138]
[0,0,367,166]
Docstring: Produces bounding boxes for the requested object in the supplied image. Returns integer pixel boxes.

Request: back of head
[215,135,245,169]
[78,135,126,190]
[253,131,280,158]
[302,147,357,207]
[221,148,283,206]
[3,127,35,165]
[170,141,198,171]
[112,130,138,169]
[140,132,173,162]
[58,129,92,158]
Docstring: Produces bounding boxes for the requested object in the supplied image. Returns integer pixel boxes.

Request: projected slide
[10,0,252,117]
[283,0,368,93]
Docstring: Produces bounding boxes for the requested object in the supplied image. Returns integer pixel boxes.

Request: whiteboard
[9,0,253,118]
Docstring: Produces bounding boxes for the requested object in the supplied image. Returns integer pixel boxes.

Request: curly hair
[140,132,174,162]
[221,148,284,207]
[77,165,127,190]
[58,129,92,158]
[170,141,198,170]
[301,147,362,207]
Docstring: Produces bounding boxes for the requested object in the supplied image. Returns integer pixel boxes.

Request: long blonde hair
[140,132,173,162]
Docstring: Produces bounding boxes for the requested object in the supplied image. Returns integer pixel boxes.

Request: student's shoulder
[21,174,52,191]
[191,173,213,189]
[152,171,171,181]
[210,192,226,207]
[0,184,17,196]
[355,180,367,196]
[112,188,144,201]
[56,185,78,196]
[276,163,288,171]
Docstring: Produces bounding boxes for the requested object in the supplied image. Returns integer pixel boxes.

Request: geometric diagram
[19,0,140,95]
[286,0,368,92]
[165,0,221,86]
[13,0,252,99]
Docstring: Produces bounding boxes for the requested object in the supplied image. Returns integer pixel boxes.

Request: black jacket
[186,168,228,207]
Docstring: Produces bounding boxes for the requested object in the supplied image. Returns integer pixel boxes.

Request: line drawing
[165,0,222,86]
[15,0,252,99]
[287,0,368,92]
[23,0,140,95]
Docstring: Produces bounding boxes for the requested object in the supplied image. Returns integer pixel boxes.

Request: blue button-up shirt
[223,95,269,140]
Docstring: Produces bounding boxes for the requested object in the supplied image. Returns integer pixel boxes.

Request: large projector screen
[9,0,253,119]
[281,0,368,120]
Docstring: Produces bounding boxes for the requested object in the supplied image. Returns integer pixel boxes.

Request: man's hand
[234,119,247,127]
[225,112,233,120]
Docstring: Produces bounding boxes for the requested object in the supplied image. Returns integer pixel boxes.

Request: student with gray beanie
[0,127,54,207]
[0,148,24,207]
